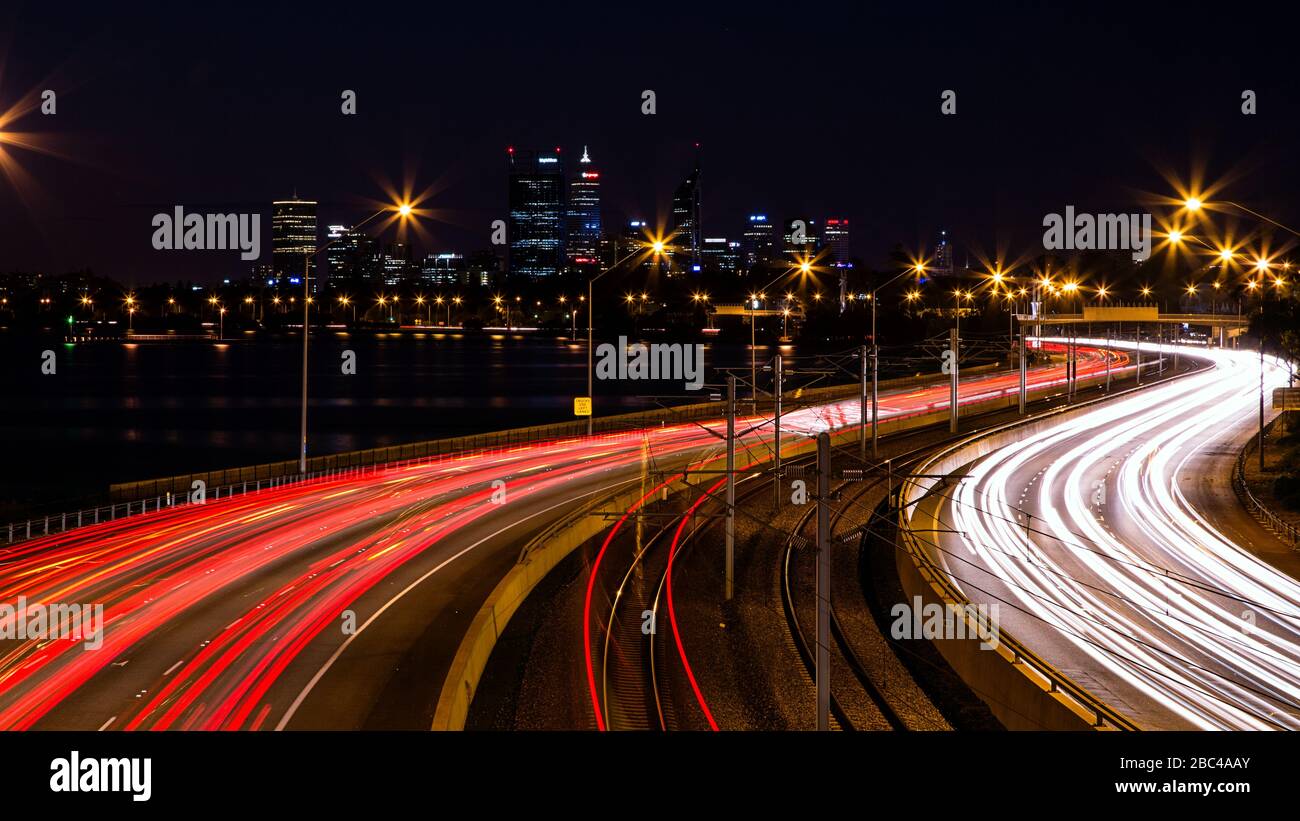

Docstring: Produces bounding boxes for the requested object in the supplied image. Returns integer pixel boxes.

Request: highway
[0,346,1111,730]
[917,339,1299,729]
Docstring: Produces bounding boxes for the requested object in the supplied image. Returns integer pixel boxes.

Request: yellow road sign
[574,397,592,416]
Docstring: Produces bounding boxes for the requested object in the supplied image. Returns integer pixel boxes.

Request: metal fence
[7,376,900,546]
[1234,414,1300,549]
[0,364,998,548]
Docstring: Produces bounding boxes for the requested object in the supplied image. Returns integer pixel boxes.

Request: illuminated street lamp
[296,200,415,473]
[585,236,669,434]
[863,262,926,458]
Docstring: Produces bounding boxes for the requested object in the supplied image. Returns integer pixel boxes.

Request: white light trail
[942,338,1298,729]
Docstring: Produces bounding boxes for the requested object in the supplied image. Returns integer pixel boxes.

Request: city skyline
[1,3,1299,802]
[5,5,1300,286]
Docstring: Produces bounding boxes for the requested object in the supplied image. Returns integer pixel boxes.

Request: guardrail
[6,363,1000,545]
[5,462,389,545]
[1233,414,1300,549]
[7,373,947,546]
[0,356,1066,548]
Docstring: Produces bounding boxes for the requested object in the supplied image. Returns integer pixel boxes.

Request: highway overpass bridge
[1017,305,1250,344]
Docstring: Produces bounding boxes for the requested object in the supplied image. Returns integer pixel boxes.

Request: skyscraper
[741,214,776,270]
[783,217,819,259]
[566,146,601,269]
[702,237,741,275]
[325,224,378,288]
[934,229,955,275]
[671,160,701,269]
[421,253,465,286]
[508,147,566,280]
[272,196,318,291]
[380,242,410,285]
[823,218,851,267]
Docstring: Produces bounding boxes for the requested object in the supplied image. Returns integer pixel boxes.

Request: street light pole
[588,244,656,436]
[859,344,868,461]
[299,205,402,474]
[726,376,736,601]
[869,265,925,459]
[1261,339,1267,472]
[1018,326,1027,414]
[750,297,757,410]
[773,354,782,508]
[871,300,880,459]
[815,431,831,732]
[300,249,311,473]
[949,325,960,433]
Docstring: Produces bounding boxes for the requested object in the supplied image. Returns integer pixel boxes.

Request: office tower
[467,250,503,288]
[249,263,276,287]
[741,214,777,270]
[934,229,955,275]
[272,195,318,291]
[325,225,350,285]
[376,242,411,285]
[421,253,466,286]
[671,160,702,268]
[620,219,651,256]
[508,147,566,280]
[783,217,819,259]
[702,237,742,275]
[325,224,380,288]
[823,218,851,267]
[619,220,658,271]
[566,146,602,268]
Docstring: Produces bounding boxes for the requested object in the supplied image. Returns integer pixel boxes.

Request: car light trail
[941,338,1298,729]
[0,353,1096,729]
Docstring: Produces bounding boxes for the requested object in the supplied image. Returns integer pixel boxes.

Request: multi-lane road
[919,339,1298,729]
[0,346,1113,730]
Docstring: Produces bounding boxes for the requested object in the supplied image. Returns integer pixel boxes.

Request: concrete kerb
[427,363,1086,731]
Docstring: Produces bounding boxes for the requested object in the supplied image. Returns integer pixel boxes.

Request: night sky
[3,1,1298,285]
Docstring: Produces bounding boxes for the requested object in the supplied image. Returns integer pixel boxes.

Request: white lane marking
[274,479,640,730]
[164,659,185,676]
[98,716,115,731]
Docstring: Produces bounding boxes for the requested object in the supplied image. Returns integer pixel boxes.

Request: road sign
[573,396,592,416]
[1274,387,1300,410]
